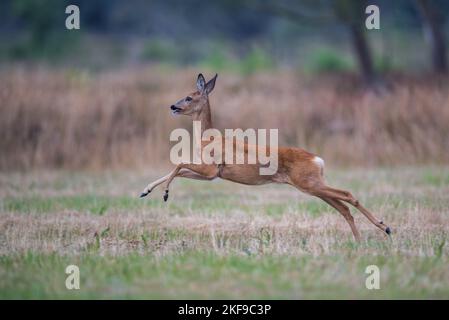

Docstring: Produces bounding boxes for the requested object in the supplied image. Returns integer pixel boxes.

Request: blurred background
[1,0,448,170]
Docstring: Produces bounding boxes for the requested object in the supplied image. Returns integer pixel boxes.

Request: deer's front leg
[139,166,218,199]
[139,170,175,198]
[162,164,219,202]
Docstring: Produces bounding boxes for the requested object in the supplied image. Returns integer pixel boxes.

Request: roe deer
[140,73,391,241]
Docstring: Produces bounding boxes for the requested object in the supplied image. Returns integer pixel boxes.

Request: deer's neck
[193,100,212,133]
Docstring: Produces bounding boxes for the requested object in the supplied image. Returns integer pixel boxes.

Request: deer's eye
[185,96,192,102]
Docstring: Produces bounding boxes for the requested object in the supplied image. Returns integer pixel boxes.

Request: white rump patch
[313,156,325,169]
[313,156,325,176]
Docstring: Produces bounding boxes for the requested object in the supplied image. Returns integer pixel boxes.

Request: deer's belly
[218,164,277,185]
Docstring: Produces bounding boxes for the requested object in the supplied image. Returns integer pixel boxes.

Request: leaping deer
[140,73,391,241]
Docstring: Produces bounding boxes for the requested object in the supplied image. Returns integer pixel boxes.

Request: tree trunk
[349,24,377,85]
[333,0,381,88]
[416,0,448,74]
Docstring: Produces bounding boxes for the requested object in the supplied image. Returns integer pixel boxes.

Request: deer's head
[170,73,217,116]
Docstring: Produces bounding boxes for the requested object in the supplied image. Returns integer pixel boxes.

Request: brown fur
[141,74,392,241]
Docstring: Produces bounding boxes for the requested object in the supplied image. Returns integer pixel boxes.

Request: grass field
[1,166,449,299]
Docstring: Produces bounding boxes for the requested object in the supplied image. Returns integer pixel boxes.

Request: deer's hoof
[163,190,169,202]
[140,191,150,198]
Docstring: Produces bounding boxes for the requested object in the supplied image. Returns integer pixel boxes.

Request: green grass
[1,251,447,299]
[1,194,161,215]
[423,170,449,187]
[0,166,449,299]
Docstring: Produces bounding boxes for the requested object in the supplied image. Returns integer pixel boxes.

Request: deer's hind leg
[289,165,360,240]
[310,184,391,236]
[319,196,361,241]
[288,160,390,238]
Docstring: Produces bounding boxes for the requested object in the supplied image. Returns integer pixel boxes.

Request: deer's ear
[205,74,218,95]
[197,73,206,92]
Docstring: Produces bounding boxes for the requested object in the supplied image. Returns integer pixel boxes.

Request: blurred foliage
[306,48,354,73]
[200,46,233,71]
[200,46,274,75]
[141,39,178,63]
[6,0,80,60]
[374,55,396,73]
[0,0,448,74]
[240,47,275,74]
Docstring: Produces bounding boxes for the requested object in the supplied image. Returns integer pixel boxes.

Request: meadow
[0,166,448,299]
[1,67,449,299]
[2,0,449,302]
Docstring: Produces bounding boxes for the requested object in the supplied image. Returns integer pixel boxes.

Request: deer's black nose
[170,105,176,110]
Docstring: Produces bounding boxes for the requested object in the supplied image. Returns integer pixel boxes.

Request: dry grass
[1,66,449,170]
[0,167,448,298]
[1,65,448,298]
